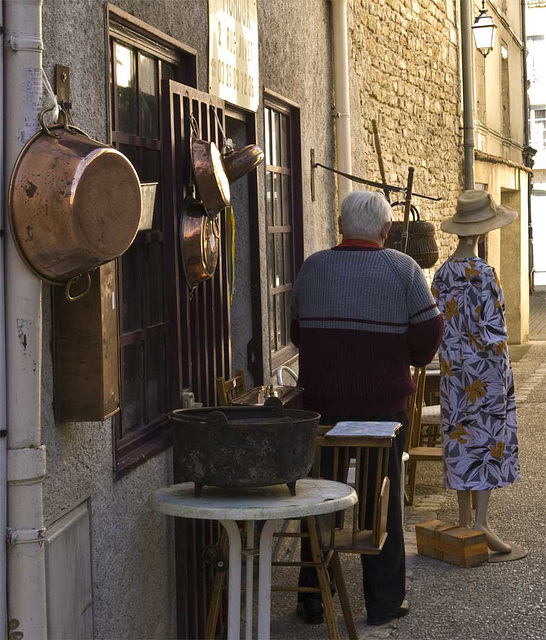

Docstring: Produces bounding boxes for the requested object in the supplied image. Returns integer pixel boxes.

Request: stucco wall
[257,0,336,379]
[347,0,463,266]
[40,2,212,636]
[40,0,336,637]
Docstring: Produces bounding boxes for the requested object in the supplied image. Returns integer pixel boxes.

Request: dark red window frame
[263,91,304,372]
[106,5,197,475]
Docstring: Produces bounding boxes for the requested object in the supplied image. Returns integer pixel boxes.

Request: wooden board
[416,520,488,568]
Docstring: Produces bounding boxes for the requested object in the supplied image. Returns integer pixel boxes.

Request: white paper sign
[209,0,259,112]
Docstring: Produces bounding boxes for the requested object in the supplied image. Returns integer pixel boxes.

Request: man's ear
[381,221,392,240]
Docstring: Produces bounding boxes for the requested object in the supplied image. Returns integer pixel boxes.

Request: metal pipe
[521,0,534,292]
[460,0,476,189]
[0,5,6,637]
[3,0,47,637]
[330,0,353,206]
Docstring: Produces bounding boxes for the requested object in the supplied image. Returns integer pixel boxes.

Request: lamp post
[472,0,498,57]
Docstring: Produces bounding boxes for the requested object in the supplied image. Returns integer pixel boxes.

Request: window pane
[145,243,164,326]
[140,54,159,139]
[270,295,276,352]
[268,234,275,286]
[271,111,281,166]
[276,293,285,348]
[264,108,271,164]
[162,62,176,82]
[145,333,166,423]
[273,173,282,225]
[283,233,293,285]
[285,290,292,345]
[121,245,142,333]
[280,113,289,167]
[142,150,162,231]
[115,43,137,135]
[122,342,144,434]
[266,171,273,225]
[118,144,140,175]
[275,234,284,288]
[282,174,291,225]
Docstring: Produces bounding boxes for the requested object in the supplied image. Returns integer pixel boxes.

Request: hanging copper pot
[189,115,230,220]
[222,144,265,183]
[179,189,220,294]
[8,111,141,299]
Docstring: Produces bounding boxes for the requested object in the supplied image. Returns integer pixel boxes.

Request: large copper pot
[8,120,141,295]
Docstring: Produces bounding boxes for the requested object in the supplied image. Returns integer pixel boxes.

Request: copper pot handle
[39,106,91,140]
[65,273,92,302]
[213,217,221,238]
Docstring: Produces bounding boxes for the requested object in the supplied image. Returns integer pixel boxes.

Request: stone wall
[348,0,463,263]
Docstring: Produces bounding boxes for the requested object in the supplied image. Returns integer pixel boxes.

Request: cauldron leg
[194,483,204,497]
[287,481,296,496]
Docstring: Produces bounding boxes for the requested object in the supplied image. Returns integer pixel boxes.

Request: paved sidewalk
[270,341,546,640]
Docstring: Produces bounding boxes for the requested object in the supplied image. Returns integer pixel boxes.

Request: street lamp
[471,0,497,57]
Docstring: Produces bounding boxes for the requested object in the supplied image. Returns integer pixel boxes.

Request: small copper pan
[179,189,220,295]
[189,116,230,220]
[222,144,264,183]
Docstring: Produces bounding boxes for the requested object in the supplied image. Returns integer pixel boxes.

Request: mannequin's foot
[473,524,512,553]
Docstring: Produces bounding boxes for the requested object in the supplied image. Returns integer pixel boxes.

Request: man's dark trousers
[299,411,409,619]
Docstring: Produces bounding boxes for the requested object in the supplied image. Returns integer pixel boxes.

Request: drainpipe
[460,0,476,189]
[0,6,5,639]
[3,1,47,639]
[331,0,353,206]
[521,0,534,293]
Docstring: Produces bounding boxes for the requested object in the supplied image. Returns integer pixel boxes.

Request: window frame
[106,5,197,476]
[263,90,304,373]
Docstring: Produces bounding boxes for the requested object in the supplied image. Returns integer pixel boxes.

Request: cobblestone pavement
[269,342,546,639]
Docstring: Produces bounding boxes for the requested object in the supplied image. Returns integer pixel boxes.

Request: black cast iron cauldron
[171,398,320,496]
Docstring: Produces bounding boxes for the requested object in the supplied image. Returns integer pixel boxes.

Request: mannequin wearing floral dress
[432,191,520,553]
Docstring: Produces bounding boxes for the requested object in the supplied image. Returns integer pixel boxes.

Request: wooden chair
[405,367,443,506]
[312,425,394,555]
[216,369,245,406]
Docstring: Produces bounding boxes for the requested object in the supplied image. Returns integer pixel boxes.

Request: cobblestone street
[270,341,546,640]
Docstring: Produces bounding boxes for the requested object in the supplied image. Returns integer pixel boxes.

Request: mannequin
[450,234,512,554]
[432,190,520,556]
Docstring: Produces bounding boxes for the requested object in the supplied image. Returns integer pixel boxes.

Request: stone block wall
[348,0,463,263]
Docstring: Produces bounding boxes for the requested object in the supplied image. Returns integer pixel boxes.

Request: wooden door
[163,80,231,639]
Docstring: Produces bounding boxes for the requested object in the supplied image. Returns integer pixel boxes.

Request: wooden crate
[416,520,488,568]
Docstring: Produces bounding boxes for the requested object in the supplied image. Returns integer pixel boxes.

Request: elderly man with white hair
[292,190,444,626]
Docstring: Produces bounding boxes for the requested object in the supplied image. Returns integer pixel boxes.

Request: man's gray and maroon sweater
[290,242,444,419]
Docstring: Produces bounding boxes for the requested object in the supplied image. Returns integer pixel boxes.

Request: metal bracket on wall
[55,64,71,111]
[310,148,316,202]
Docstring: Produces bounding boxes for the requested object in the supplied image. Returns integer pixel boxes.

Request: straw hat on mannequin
[441,189,517,237]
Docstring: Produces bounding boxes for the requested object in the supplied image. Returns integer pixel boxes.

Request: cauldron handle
[264,397,283,415]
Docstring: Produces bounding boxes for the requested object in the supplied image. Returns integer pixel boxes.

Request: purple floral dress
[431,258,519,490]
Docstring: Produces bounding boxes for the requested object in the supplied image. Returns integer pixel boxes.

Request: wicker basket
[384,202,439,269]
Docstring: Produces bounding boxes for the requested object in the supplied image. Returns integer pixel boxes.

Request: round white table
[150,478,357,640]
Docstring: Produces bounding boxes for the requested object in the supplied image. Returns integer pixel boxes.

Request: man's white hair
[339,190,392,238]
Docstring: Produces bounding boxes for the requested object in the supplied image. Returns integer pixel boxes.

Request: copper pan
[222,144,264,183]
[179,189,220,295]
[8,112,141,299]
[190,136,230,220]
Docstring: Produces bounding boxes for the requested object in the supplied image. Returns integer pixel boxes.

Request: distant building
[527,0,546,285]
